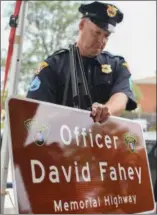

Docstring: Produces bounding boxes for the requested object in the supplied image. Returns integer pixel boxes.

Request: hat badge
[107,5,118,17]
[101,64,112,73]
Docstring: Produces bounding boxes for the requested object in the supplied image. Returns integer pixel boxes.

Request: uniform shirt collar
[82,55,100,65]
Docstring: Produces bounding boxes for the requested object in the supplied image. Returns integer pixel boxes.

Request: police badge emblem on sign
[124,132,137,153]
[6,96,156,214]
[24,119,50,146]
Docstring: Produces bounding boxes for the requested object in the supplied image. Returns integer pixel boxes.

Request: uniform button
[108,81,110,84]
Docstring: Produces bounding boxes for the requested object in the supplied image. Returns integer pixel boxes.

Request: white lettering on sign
[53,197,101,212]
[60,124,119,149]
[99,162,142,184]
[30,160,142,185]
[30,160,45,183]
[60,125,72,145]
[53,195,137,212]
[30,160,91,183]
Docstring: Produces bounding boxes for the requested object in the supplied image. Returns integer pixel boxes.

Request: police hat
[79,1,123,33]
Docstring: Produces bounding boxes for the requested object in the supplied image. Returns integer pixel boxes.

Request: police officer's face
[78,19,111,57]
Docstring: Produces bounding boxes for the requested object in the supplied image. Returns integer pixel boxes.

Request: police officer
[27,1,137,122]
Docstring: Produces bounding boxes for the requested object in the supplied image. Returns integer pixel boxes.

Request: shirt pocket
[95,71,113,85]
[93,72,113,103]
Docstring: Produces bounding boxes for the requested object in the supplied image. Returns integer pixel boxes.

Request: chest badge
[101,64,112,73]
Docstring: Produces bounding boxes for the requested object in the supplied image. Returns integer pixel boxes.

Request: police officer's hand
[90,102,111,123]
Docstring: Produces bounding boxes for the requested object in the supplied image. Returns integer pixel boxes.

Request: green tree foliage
[25,1,80,60]
[132,82,143,103]
[3,1,81,93]
[21,1,81,93]
[1,55,6,67]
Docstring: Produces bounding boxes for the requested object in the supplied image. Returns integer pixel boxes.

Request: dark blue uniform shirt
[26,49,137,111]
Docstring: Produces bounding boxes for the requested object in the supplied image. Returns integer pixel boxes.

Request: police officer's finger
[95,104,103,122]
[100,106,111,122]
[100,112,110,122]
[91,102,99,117]
[103,106,109,115]
[91,107,97,117]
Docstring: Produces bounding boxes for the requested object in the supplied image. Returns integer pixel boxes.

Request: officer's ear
[79,18,86,30]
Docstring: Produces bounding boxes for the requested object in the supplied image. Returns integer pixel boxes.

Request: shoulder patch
[35,61,49,75]
[29,76,41,91]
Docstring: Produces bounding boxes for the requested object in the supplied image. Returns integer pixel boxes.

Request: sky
[1,1,156,80]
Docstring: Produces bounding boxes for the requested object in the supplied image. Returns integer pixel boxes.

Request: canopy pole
[1,1,28,213]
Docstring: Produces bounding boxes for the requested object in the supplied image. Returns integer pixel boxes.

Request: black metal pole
[62,44,92,110]
[75,46,92,110]
[70,44,80,108]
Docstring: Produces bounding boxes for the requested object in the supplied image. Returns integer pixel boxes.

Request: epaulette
[101,51,125,60]
[52,48,69,56]
[46,48,69,63]
[44,48,69,70]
